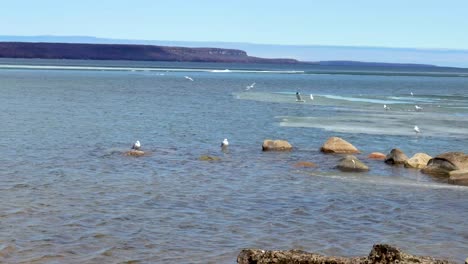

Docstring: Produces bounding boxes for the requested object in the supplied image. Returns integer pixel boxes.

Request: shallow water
[0,61,468,263]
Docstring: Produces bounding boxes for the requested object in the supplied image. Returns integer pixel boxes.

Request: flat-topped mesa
[0,42,299,63]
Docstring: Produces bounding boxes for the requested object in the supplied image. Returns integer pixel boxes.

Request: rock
[237,244,453,264]
[368,152,386,160]
[422,152,468,176]
[384,148,408,165]
[465,257,468,264]
[404,153,432,169]
[293,161,316,168]
[124,150,145,156]
[262,139,292,151]
[448,169,468,185]
[198,155,221,161]
[337,155,369,172]
[320,137,360,154]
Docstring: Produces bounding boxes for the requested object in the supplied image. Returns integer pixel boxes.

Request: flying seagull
[310,94,314,100]
[410,92,414,96]
[414,126,420,134]
[415,105,423,111]
[132,140,141,150]
[384,104,391,111]
[245,82,256,90]
[184,76,194,81]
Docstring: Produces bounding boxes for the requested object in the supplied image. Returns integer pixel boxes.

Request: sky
[1,0,468,50]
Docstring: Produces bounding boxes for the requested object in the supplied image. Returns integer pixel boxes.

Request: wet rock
[124,150,146,157]
[448,169,468,186]
[404,153,432,169]
[422,152,468,176]
[294,161,316,168]
[337,155,369,172]
[237,244,453,264]
[262,139,292,151]
[384,148,408,165]
[320,137,360,154]
[368,152,386,160]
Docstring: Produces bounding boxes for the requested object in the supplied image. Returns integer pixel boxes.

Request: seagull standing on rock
[132,140,141,150]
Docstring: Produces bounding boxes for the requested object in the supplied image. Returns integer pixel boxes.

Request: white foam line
[0,64,304,74]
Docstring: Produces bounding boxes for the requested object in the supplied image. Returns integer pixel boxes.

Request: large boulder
[384,148,408,165]
[262,139,292,151]
[320,137,360,154]
[448,170,468,186]
[368,152,386,160]
[422,152,468,176]
[404,153,432,169]
[237,244,453,264]
[337,155,369,172]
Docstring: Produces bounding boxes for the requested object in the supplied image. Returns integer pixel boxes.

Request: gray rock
[337,155,369,172]
[385,148,409,165]
[422,152,468,176]
[262,139,293,151]
[448,169,468,186]
[404,153,432,169]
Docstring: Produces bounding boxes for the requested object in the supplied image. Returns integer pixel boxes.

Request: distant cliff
[0,42,298,64]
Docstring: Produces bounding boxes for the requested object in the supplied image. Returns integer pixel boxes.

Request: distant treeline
[0,42,299,64]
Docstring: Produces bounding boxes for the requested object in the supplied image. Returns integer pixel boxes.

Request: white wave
[210,69,231,73]
[321,94,412,104]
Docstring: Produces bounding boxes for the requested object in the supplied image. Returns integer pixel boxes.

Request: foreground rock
[337,155,369,172]
[262,139,293,151]
[368,152,386,160]
[448,169,468,185]
[124,150,146,157]
[404,153,432,169]
[384,148,408,165]
[320,137,360,154]
[237,244,453,264]
[422,152,468,176]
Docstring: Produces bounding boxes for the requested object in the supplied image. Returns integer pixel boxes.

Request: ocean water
[0,59,468,263]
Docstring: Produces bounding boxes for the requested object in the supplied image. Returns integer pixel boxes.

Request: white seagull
[221,138,229,147]
[414,126,420,134]
[132,140,141,150]
[245,82,256,90]
[184,76,194,81]
[384,104,391,111]
[410,92,414,96]
[415,105,423,111]
[310,94,314,100]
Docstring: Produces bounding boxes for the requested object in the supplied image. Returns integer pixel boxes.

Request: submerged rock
[320,137,360,154]
[237,244,453,264]
[124,150,146,157]
[198,155,221,161]
[337,155,369,172]
[448,169,468,186]
[422,152,468,176]
[384,148,408,165]
[404,153,432,169]
[293,161,316,168]
[368,152,386,160]
[262,139,293,151]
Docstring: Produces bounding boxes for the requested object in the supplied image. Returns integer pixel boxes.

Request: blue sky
[2,0,468,50]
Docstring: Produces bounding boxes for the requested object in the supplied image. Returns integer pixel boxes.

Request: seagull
[184,76,194,81]
[221,138,229,148]
[410,92,414,96]
[384,104,391,111]
[414,126,420,134]
[245,82,256,90]
[132,140,141,150]
[296,92,304,102]
[351,159,356,168]
[310,94,314,100]
[415,105,423,111]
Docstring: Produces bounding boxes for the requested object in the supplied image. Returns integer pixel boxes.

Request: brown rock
[404,153,432,169]
[448,170,468,185]
[422,152,468,176]
[237,244,453,264]
[262,139,293,151]
[294,161,316,168]
[384,148,408,165]
[124,150,146,157]
[368,152,386,160]
[337,155,369,172]
[199,155,221,161]
[320,137,360,154]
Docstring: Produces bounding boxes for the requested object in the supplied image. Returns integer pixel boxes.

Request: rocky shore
[237,244,455,264]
